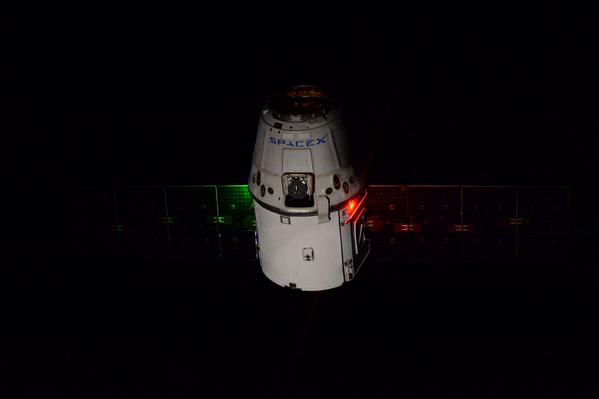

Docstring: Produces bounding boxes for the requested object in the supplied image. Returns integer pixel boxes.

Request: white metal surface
[249,85,368,290]
[255,204,345,291]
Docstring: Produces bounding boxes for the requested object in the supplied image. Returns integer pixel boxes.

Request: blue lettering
[270,135,327,146]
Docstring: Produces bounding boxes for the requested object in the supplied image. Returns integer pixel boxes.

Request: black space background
[27,8,596,188]
[8,7,599,397]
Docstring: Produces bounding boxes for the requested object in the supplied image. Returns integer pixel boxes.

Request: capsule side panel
[254,202,344,291]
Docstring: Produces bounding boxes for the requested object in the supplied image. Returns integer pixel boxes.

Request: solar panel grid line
[162,186,172,254]
[214,185,223,260]
[462,186,518,260]
[409,186,462,260]
[116,187,171,259]
[166,186,220,260]
[216,185,257,260]
[460,186,464,258]
[516,186,571,259]
[515,186,520,257]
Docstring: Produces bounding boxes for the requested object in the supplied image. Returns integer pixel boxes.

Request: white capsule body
[249,87,369,291]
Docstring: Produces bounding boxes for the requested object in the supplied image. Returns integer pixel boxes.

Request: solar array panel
[70,185,570,262]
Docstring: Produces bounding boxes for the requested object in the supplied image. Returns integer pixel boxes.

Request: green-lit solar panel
[216,185,255,231]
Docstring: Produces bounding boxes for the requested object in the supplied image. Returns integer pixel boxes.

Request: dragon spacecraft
[248,85,370,291]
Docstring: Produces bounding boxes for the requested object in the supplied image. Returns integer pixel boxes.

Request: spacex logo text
[269,135,327,147]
